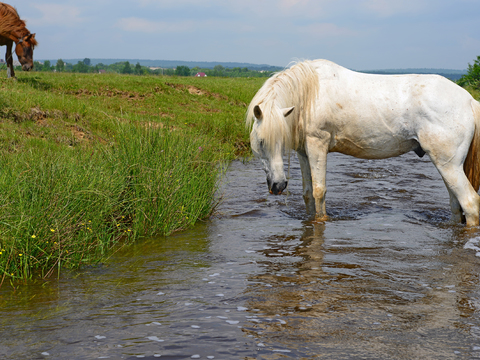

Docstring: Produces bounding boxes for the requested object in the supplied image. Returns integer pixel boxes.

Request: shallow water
[2,153,480,359]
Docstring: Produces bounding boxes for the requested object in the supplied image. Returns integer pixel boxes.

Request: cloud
[460,35,480,52]
[299,23,357,38]
[228,0,327,18]
[116,17,196,33]
[28,4,86,27]
[115,17,254,34]
[280,0,312,10]
[132,0,217,8]
[361,0,427,17]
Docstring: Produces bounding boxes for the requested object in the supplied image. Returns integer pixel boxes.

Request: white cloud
[115,17,254,34]
[460,35,480,52]
[133,0,216,7]
[299,23,356,38]
[116,17,195,33]
[280,0,311,10]
[228,0,327,18]
[361,0,427,17]
[28,4,86,27]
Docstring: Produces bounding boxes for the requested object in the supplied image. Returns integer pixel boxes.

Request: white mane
[246,60,320,153]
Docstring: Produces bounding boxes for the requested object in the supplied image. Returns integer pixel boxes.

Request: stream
[2,153,480,359]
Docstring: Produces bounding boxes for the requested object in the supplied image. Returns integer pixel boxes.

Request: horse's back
[312,60,472,112]
[308,60,477,160]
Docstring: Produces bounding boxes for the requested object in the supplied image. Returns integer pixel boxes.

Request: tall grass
[0,122,220,284]
[0,71,264,285]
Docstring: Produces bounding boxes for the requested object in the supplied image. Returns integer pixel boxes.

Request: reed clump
[0,122,219,283]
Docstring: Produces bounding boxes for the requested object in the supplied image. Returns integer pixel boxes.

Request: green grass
[0,71,265,286]
[465,85,480,101]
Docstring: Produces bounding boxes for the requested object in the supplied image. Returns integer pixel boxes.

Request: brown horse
[0,2,37,78]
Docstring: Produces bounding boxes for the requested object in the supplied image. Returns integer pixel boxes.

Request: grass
[0,70,265,286]
[464,85,480,101]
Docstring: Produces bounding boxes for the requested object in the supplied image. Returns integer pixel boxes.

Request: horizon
[35,57,468,72]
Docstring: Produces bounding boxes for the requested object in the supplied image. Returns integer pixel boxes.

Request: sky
[15,0,480,70]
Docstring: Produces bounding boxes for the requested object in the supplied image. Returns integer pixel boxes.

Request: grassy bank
[0,71,264,285]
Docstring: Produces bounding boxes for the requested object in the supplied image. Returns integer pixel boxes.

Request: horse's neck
[0,25,25,43]
[0,29,20,43]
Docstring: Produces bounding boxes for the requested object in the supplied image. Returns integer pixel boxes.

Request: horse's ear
[282,106,295,117]
[254,105,263,119]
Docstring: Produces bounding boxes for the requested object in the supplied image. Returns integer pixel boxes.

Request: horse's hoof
[313,215,329,223]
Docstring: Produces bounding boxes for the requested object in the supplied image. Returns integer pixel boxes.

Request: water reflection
[242,212,480,359]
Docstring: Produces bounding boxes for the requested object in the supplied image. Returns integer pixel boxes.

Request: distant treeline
[32,59,277,78]
[16,57,473,82]
[40,58,282,71]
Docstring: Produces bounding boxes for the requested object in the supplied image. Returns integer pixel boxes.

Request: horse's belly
[329,135,417,159]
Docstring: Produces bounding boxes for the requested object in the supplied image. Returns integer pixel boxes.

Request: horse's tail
[464,100,480,192]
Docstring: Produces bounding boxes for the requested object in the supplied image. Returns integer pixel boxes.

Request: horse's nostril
[270,181,287,195]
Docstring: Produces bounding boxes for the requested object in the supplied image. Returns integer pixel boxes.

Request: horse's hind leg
[419,125,479,226]
[447,188,465,224]
[435,164,479,226]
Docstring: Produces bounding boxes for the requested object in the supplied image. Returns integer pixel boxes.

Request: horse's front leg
[297,150,315,215]
[5,42,14,79]
[305,134,330,221]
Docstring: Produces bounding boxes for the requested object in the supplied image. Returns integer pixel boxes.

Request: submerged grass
[0,71,264,285]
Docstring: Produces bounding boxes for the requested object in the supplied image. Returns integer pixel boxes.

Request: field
[0,71,265,285]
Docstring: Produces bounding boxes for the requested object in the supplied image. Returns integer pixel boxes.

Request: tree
[33,61,43,71]
[83,58,91,66]
[458,56,480,88]
[73,61,89,73]
[43,60,52,71]
[175,65,190,76]
[164,68,175,76]
[56,59,65,72]
[134,62,142,75]
[213,64,225,77]
[121,61,133,74]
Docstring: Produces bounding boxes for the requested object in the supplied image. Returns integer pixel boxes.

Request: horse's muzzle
[22,63,33,71]
[269,181,288,195]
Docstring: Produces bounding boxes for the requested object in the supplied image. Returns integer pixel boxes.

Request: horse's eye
[259,140,264,148]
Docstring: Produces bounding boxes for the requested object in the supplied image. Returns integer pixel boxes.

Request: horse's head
[15,33,37,71]
[250,104,295,195]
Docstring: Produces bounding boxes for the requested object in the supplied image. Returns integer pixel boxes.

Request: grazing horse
[247,59,480,227]
[0,2,36,78]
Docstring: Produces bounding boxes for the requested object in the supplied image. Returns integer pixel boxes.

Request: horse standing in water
[247,59,480,227]
[0,2,36,78]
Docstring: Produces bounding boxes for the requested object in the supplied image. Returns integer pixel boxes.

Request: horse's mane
[0,3,37,46]
[246,60,320,153]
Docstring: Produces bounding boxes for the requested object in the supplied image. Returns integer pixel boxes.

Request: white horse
[247,59,480,226]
